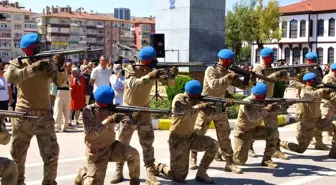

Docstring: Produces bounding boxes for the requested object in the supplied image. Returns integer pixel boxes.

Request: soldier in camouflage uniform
[233,82,284,168]
[190,49,254,174]
[4,33,67,185]
[281,72,336,157]
[74,85,140,185]
[0,119,18,185]
[249,48,289,160]
[110,46,177,185]
[155,80,220,184]
[293,52,327,150]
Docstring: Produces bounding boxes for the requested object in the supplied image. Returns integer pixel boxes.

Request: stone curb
[152,114,292,130]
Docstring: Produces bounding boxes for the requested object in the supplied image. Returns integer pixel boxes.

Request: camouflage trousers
[0,157,18,185]
[11,107,59,185]
[313,106,336,143]
[233,125,279,165]
[194,111,232,157]
[250,113,281,151]
[116,112,155,167]
[282,115,336,154]
[80,141,140,185]
[157,133,218,182]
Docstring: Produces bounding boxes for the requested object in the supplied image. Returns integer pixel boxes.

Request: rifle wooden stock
[251,98,321,104]
[263,63,318,71]
[200,96,264,106]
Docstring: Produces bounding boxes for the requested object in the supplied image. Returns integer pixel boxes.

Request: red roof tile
[281,0,336,14]
[131,18,155,25]
[0,5,36,14]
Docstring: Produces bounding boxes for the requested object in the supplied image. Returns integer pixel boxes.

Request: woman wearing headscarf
[109,63,125,105]
[69,67,86,125]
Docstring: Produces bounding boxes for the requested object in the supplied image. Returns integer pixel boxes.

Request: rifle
[251,98,322,106]
[18,47,103,64]
[0,110,39,119]
[199,96,264,114]
[93,105,184,125]
[229,66,278,84]
[262,63,319,76]
[317,83,336,90]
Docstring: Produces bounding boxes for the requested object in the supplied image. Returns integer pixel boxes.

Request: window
[290,20,298,38]
[0,32,10,38]
[318,19,324,37]
[309,20,313,37]
[285,48,290,64]
[300,20,306,37]
[0,23,7,28]
[14,14,22,20]
[317,48,323,64]
[24,15,29,20]
[14,24,22,30]
[302,47,309,63]
[329,18,335,36]
[328,47,334,64]
[282,21,288,38]
[255,49,260,64]
[293,47,301,64]
[273,48,278,61]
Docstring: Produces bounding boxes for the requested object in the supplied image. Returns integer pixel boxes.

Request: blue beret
[260,48,273,57]
[305,52,318,60]
[303,72,316,81]
[20,33,40,49]
[185,80,202,95]
[331,63,336,70]
[217,49,235,59]
[252,83,268,96]
[138,46,156,60]
[94,86,115,104]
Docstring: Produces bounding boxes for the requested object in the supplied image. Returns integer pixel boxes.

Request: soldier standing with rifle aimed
[4,32,68,185]
[280,72,336,158]
[249,48,290,160]
[190,49,255,174]
[110,46,177,185]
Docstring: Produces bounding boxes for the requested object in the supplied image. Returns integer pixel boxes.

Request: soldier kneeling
[74,85,140,185]
[0,119,18,185]
[155,80,219,184]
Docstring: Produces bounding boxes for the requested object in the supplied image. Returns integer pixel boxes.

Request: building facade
[0,0,37,61]
[251,0,336,66]
[132,18,155,50]
[36,6,136,62]
[114,8,131,21]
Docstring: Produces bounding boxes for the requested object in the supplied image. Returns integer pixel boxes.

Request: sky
[15,0,302,17]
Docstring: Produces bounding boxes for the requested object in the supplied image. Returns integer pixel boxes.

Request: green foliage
[166,75,193,102]
[149,99,172,119]
[226,0,281,52]
[227,93,247,119]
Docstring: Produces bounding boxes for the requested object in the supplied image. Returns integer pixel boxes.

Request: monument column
[156,0,226,78]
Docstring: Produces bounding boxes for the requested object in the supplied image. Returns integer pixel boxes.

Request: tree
[225,0,281,51]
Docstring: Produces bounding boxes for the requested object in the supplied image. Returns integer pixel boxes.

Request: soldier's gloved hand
[103,115,115,127]
[32,60,50,71]
[148,69,163,79]
[224,98,234,107]
[226,73,239,81]
[319,88,333,94]
[199,102,215,114]
[114,113,124,123]
[169,66,178,77]
[286,101,295,107]
[265,103,278,112]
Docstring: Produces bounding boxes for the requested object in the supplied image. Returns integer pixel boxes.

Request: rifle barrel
[264,63,318,71]
[201,96,262,106]
[0,110,39,119]
[229,66,278,84]
[155,61,206,68]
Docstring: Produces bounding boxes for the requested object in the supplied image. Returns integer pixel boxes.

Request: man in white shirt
[80,59,89,72]
[90,56,112,93]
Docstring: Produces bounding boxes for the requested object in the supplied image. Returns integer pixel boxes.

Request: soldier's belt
[15,108,50,117]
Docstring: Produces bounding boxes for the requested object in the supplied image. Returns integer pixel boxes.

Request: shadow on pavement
[283,151,336,162]
[159,178,275,185]
[274,162,334,177]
